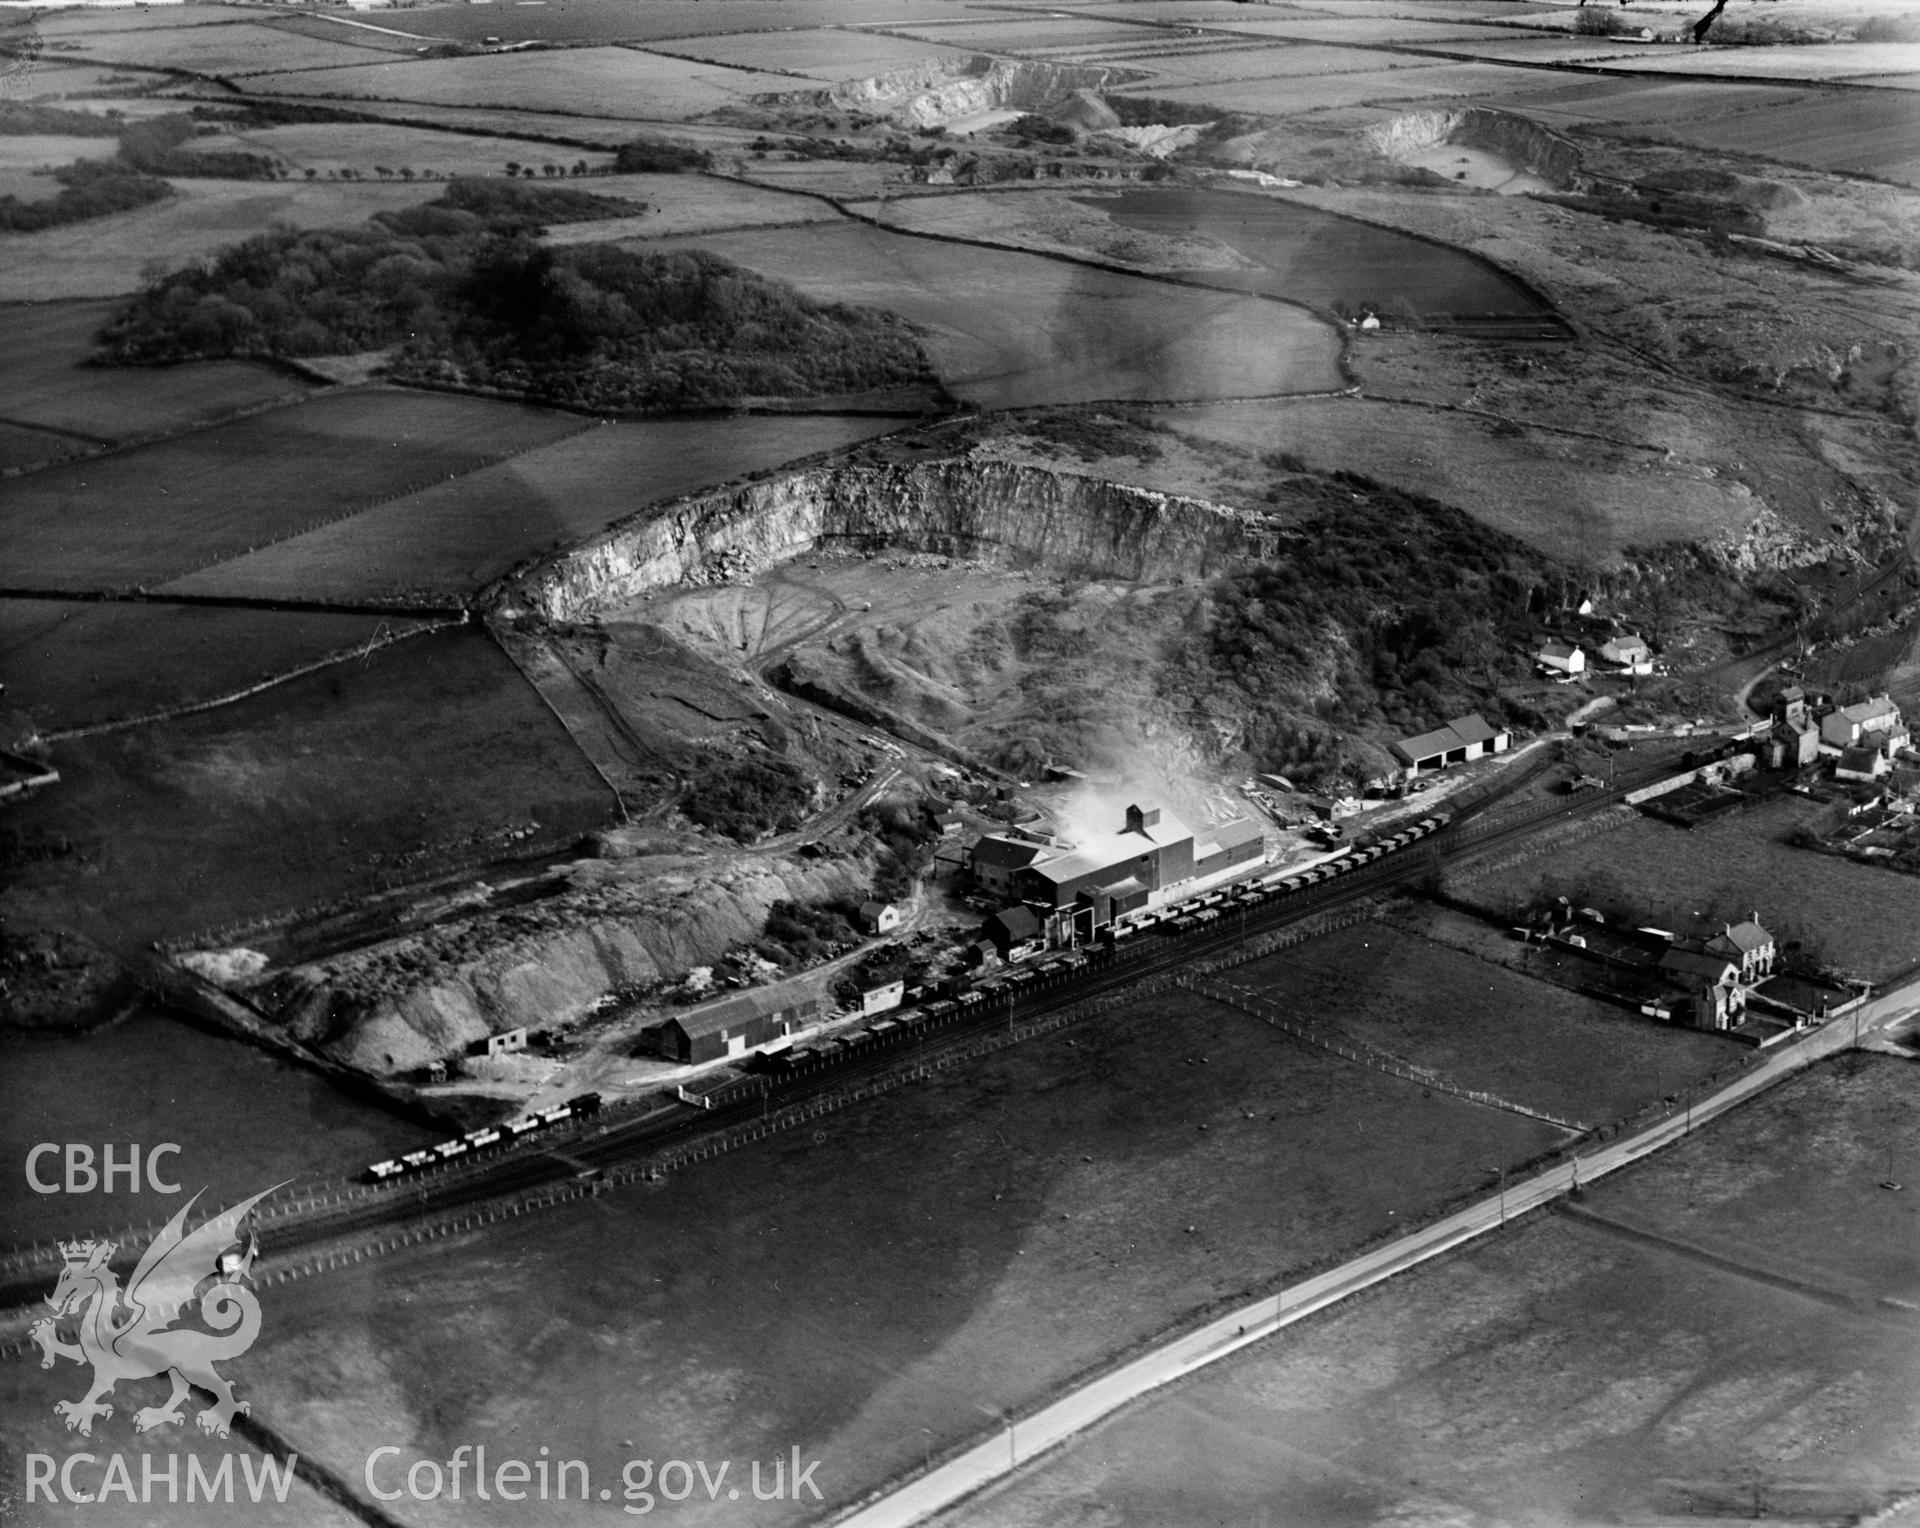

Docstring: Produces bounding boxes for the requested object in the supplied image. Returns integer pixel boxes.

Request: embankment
[245,850,873,1076]
[504,456,1279,624]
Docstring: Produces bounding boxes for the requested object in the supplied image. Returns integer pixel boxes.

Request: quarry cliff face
[261,852,871,1076]
[1364,108,1582,190]
[508,457,1278,623]
[824,58,1134,127]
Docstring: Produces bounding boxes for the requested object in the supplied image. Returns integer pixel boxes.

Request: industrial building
[1389,714,1511,775]
[968,802,1266,930]
[644,982,825,1065]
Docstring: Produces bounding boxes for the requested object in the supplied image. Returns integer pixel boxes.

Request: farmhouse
[1821,694,1904,751]
[646,983,825,1064]
[1389,713,1512,775]
[1597,633,1652,673]
[1536,639,1585,676]
[1703,917,1776,981]
[1658,947,1747,1030]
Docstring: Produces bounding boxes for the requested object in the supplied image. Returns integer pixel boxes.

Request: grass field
[1583,88,1920,185]
[237,988,1564,1525]
[57,19,401,74]
[1111,42,1432,84]
[643,221,1344,408]
[538,170,843,242]
[0,1004,436,1244]
[885,16,1172,52]
[0,132,121,180]
[1122,61,1564,115]
[1172,395,1759,557]
[34,2,259,36]
[240,44,802,120]
[0,178,446,300]
[1237,918,1746,1128]
[1192,13,1526,44]
[947,1054,1920,1528]
[0,299,314,443]
[0,598,436,731]
[1606,41,1920,82]
[157,414,902,602]
[1459,793,1920,985]
[384,0,965,47]
[3,388,588,592]
[211,120,620,179]
[2,625,615,948]
[0,422,87,475]
[641,26,980,82]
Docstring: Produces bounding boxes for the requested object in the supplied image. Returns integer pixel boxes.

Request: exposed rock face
[262,853,871,1075]
[1363,108,1581,190]
[508,457,1281,624]
[824,58,1140,127]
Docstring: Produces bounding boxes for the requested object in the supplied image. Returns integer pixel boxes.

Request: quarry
[6,0,1920,1523]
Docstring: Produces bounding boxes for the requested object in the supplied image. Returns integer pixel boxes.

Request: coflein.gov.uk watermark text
[367,1445,824,1514]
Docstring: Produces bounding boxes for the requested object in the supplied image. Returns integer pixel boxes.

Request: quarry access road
[831,980,1919,1528]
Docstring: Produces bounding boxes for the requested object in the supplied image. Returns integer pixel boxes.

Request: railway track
[0,746,1693,1317]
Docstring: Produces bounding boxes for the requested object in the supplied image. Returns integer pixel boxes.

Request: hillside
[95,182,941,414]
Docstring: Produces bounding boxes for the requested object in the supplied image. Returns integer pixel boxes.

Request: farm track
[0,742,1672,1319]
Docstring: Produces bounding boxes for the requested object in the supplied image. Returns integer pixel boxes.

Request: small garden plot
[0,599,434,732]
[239,45,801,121]
[642,220,1343,408]
[1460,793,1920,984]
[57,21,397,76]
[0,299,314,443]
[642,27,980,83]
[3,388,586,592]
[158,414,902,603]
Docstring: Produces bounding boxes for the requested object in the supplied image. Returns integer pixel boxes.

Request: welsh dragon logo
[30,1184,284,1439]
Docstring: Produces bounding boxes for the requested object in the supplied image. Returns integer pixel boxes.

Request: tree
[399,166,413,180]
[504,161,521,177]
[304,167,318,181]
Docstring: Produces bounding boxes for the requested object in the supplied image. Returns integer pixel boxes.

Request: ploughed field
[233,988,1573,1527]
[1,390,588,594]
[158,415,902,605]
[945,1054,1920,1528]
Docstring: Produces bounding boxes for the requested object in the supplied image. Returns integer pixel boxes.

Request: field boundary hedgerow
[38,614,466,742]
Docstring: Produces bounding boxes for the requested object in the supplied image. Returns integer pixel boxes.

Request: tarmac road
[830,977,1920,1528]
